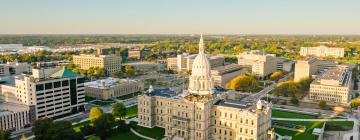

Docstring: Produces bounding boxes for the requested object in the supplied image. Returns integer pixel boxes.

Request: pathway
[130,128,156,140]
[272,118,350,121]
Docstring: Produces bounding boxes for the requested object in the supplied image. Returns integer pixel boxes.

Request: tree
[270,71,284,81]
[351,98,360,108]
[49,121,83,140]
[32,118,53,140]
[112,102,127,119]
[319,100,327,109]
[20,133,27,140]
[0,130,10,140]
[89,107,104,123]
[94,113,115,139]
[273,81,299,97]
[225,74,258,93]
[124,65,135,77]
[32,118,82,140]
[297,77,313,91]
[290,97,299,106]
[112,70,124,78]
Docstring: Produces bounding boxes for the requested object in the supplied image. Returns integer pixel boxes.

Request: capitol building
[137,35,274,140]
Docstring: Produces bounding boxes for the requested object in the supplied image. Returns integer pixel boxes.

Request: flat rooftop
[84,78,140,89]
[211,64,245,75]
[216,99,253,109]
[147,88,177,98]
[0,102,29,116]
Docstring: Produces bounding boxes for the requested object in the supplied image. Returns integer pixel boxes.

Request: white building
[0,62,32,77]
[309,65,352,104]
[300,45,345,58]
[138,35,274,140]
[0,67,86,119]
[237,50,277,78]
[84,78,144,100]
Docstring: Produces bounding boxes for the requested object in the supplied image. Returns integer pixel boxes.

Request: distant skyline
[1,0,360,35]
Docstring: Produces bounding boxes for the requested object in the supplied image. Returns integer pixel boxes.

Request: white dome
[188,34,214,95]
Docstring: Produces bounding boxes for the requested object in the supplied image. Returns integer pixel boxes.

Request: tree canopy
[89,107,104,123]
[225,74,258,92]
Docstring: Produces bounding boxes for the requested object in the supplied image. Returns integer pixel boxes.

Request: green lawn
[107,130,146,140]
[73,121,91,132]
[117,92,142,100]
[325,121,354,131]
[272,110,318,119]
[126,105,138,118]
[129,121,165,140]
[273,121,324,140]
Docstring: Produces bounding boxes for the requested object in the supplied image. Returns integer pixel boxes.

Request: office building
[0,62,32,77]
[0,67,86,119]
[210,64,249,86]
[84,78,144,100]
[300,45,345,58]
[237,50,277,78]
[309,65,352,104]
[138,35,273,140]
[72,54,122,74]
[294,58,338,82]
[276,58,294,72]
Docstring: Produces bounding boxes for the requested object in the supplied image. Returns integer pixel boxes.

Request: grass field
[274,121,324,140]
[126,105,138,118]
[73,121,91,132]
[272,110,318,119]
[107,130,146,140]
[129,121,165,140]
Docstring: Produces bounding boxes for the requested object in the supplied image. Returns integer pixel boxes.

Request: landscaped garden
[106,129,146,140]
[273,121,324,140]
[129,121,165,140]
[272,110,318,119]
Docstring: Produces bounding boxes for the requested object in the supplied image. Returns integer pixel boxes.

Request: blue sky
[1,0,359,34]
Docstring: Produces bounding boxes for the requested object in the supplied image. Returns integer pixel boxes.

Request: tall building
[300,45,345,58]
[84,78,144,100]
[72,54,122,74]
[167,53,224,71]
[0,62,32,77]
[294,58,338,82]
[138,35,273,140]
[237,50,277,78]
[0,67,86,119]
[309,65,352,104]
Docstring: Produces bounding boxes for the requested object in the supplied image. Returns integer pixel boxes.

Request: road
[244,72,293,102]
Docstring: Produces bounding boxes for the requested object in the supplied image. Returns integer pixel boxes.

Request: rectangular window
[36,84,44,91]
[45,83,53,90]
[54,81,61,88]
[62,80,69,86]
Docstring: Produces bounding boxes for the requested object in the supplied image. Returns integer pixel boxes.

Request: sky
[1,0,360,35]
